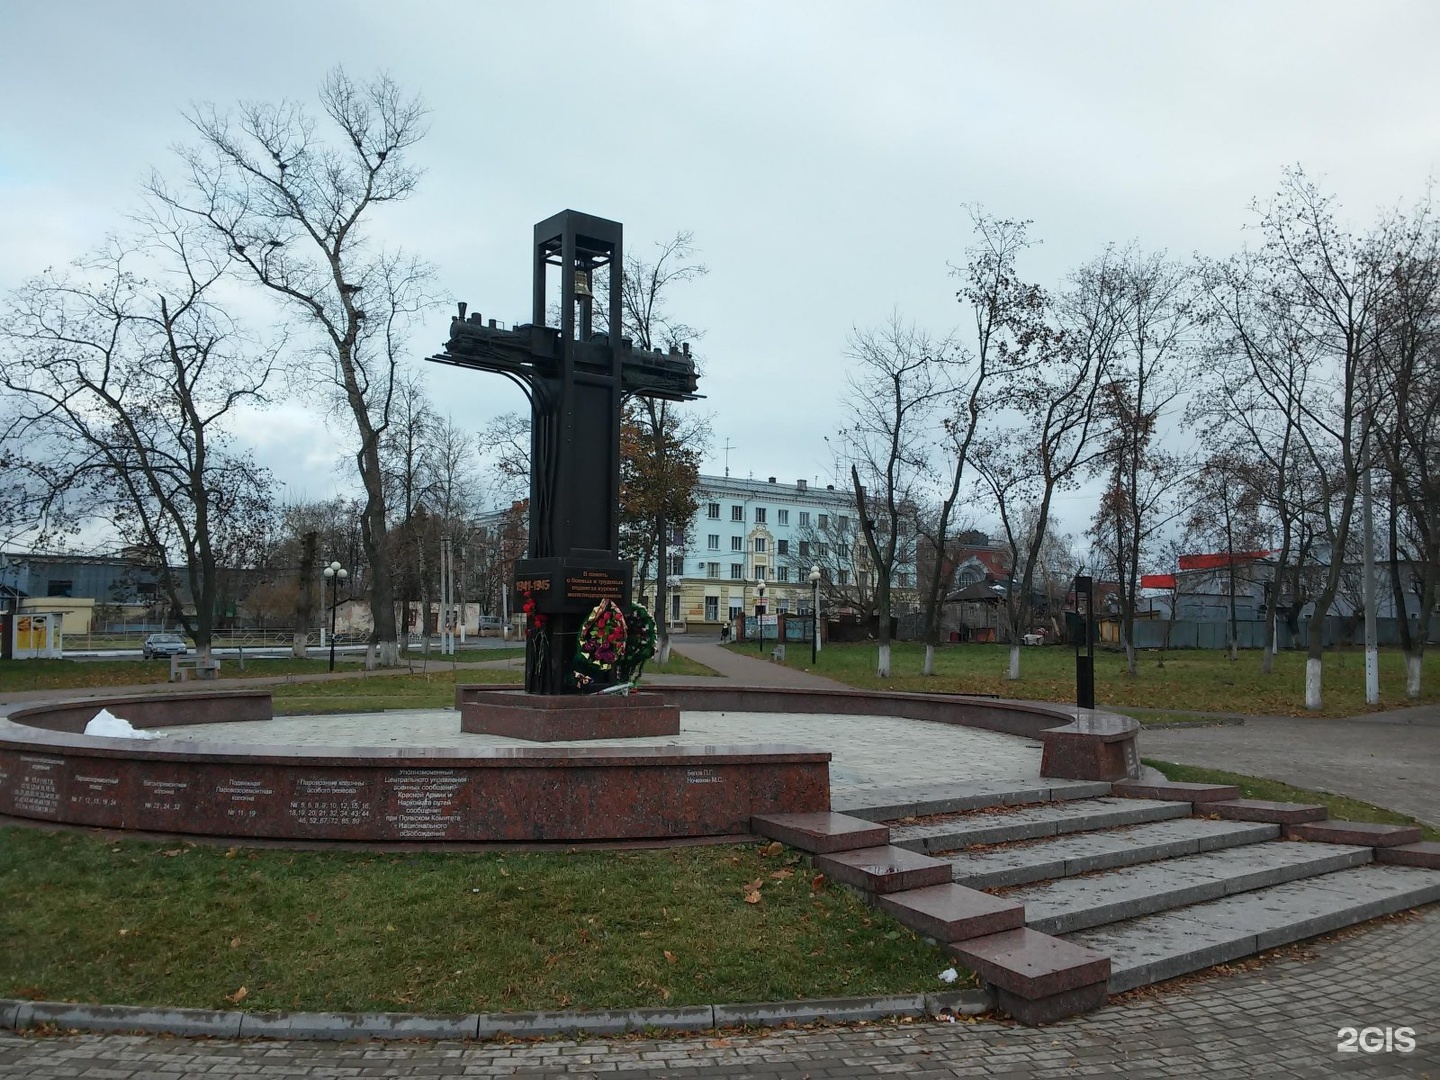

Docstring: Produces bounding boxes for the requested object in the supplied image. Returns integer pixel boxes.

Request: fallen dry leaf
[744,890,762,904]
[228,986,248,1004]
[229,936,240,949]
[660,987,671,1001]
[663,950,677,964]
[160,849,184,858]
[760,841,784,856]
[224,848,238,859]
[770,868,794,880]
[742,878,764,893]
[811,873,827,892]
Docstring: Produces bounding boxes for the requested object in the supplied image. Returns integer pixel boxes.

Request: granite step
[1004,841,1373,935]
[812,844,952,894]
[1066,863,1440,993]
[944,818,1281,890]
[750,812,889,854]
[835,779,1112,821]
[889,797,1191,853]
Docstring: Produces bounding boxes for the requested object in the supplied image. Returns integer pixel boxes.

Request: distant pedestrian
[720,623,731,644]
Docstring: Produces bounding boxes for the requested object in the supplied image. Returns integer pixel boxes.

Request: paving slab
[812,844,952,893]
[1006,840,1372,935]
[750,811,888,853]
[1069,863,1440,992]
[888,796,1189,852]
[1111,779,1241,802]
[1377,840,1440,869]
[950,927,1109,998]
[1285,820,1423,847]
[944,818,1280,890]
[874,882,1025,942]
[834,778,1110,820]
[1195,798,1328,823]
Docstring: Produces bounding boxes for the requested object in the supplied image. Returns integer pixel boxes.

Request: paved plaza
[147,709,1045,804]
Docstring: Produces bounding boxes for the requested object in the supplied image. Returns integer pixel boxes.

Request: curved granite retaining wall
[0,691,828,843]
[0,685,1136,843]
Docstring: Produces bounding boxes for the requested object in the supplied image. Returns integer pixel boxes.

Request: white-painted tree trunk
[1305,657,1323,711]
[922,643,935,676]
[1407,653,1422,699]
[877,643,891,678]
[658,638,672,665]
[1008,644,1021,681]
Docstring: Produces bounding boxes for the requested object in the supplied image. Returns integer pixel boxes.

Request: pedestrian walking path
[666,638,850,689]
[1142,707,1440,827]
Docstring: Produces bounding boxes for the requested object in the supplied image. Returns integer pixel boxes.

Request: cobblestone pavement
[1141,708,1440,827]
[2,905,1436,1078]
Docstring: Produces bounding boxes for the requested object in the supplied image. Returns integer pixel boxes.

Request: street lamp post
[809,565,822,666]
[1073,570,1095,709]
[755,576,767,657]
[323,561,349,673]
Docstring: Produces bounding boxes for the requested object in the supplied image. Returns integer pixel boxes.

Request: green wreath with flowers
[615,602,658,684]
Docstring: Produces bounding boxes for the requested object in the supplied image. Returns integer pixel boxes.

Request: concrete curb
[0,989,993,1042]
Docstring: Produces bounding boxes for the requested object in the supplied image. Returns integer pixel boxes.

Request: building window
[730,563,744,579]
[704,596,719,621]
[707,534,720,550]
[817,542,829,557]
[671,592,681,621]
[707,502,720,519]
[731,505,744,521]
[778,598,791,613]
[46,579,73,598]
[755,507,766,523]
[799,511,810,527]
[755,565,767,580]
[777,539,789,555]
[818,514,829,529]
[839,515,849,529]
[838,569,849,585]
[898,572,910,587]
[799,541,810,557]
[777,509,789,526]
[776,566,789,582]
[729,598,744,617]
[754,537,766,553]
[707,562,720,578]
[670,555,684,576]
[730,535,743,551]
[671,528,684,544]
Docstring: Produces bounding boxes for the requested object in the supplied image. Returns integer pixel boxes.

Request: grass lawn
[756,641,1439,718]
[0,656,371,692]
[0,828,960,1013]
[1145,760,1440,842]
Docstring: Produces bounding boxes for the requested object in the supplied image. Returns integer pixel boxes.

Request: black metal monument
[429,211,699,694]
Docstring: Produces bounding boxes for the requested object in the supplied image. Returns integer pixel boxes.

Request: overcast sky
[3,1,1438,542]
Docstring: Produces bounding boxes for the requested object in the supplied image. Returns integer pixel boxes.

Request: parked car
[142,633,188,659]
[478,615,504,637]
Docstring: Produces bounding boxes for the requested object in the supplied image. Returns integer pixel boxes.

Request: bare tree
[915,212,1037,677]
[0,220,279,660]
[973,247,1117,680]
[1246,169,1398,709]
[1085,247,1197,674]
[619,232,710,663]
[1370,196,1440,696]
[154,68,432,666]
[842,315,951,677]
